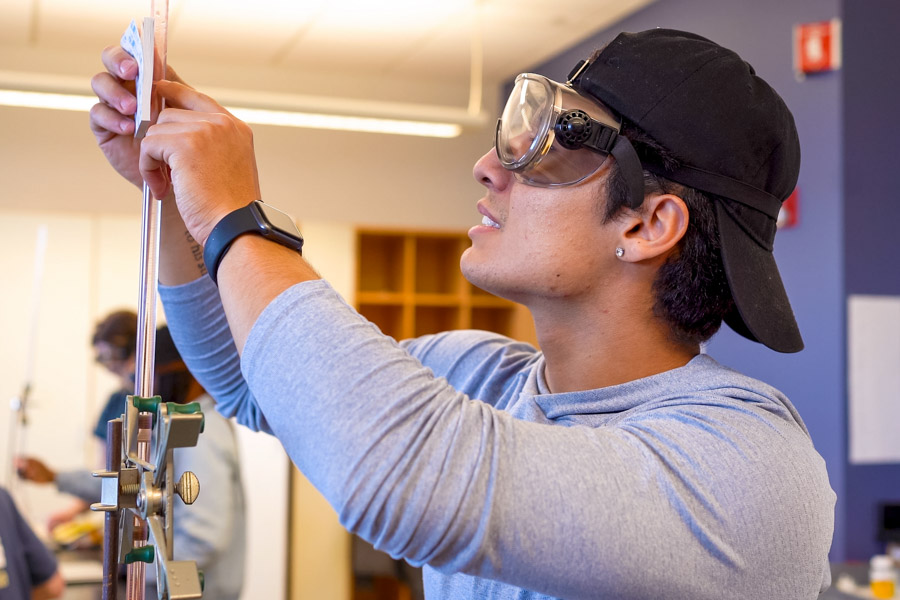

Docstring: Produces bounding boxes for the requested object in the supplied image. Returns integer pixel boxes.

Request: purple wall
[841,0,900,561]
[527,0,848,560]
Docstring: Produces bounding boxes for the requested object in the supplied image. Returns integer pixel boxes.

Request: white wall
[234,427,290,600]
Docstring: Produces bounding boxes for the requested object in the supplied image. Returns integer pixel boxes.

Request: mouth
[481,214,500,229]
[477,202,501,229]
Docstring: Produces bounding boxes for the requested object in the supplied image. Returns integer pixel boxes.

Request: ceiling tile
[2,0,655,112]
[170,0,325,63]
[37,0,146,44]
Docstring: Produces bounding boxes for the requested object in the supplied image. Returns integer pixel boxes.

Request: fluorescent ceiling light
[0,88,465,138]
[229,107,461,137]
[0,90,96,112]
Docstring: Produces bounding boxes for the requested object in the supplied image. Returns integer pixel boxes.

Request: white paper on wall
[848,294,900,464]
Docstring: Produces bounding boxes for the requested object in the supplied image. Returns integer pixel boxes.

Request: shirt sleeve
[159,276,833,599]
[4,490,58,586]
[160,276,272,434]
[55,469,101,503]
[238,280,834,600]
[400,330,539,409]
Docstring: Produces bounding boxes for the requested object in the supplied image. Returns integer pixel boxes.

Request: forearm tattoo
[185,230,208,276]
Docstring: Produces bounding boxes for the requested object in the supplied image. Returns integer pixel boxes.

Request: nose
[472,148,513,192]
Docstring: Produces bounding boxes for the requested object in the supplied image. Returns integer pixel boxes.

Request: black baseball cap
[570,28,803,353]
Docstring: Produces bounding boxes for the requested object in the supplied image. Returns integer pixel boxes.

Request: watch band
[203,201,303,285]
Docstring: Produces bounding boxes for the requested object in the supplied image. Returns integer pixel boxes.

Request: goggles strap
[567,59,590,84]
[555,110,618,153]
[642,162,783,220]
[610,135,645,209]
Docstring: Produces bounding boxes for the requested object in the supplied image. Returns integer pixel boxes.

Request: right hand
[47,501,90,534]
[14,456,56,484]
[139,80,261,246]
[89,44,185,189]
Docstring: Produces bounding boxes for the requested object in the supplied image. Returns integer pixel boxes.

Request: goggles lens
[495,73,621,187]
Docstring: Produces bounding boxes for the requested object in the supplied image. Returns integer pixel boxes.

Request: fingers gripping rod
[91,4,206,599]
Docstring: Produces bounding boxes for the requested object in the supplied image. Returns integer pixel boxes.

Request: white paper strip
[120,18,154,138]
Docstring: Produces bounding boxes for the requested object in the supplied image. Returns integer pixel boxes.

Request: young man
[90,28,834,599]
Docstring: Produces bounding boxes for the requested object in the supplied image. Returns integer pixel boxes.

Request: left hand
[15,456,56,484]
[140,80,262,245]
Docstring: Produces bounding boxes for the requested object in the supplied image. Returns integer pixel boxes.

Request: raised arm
[236,281,834,599]
[92,45,316,346]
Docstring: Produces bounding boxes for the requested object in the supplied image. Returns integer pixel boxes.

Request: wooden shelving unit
[352,227,536,600]
[355,228,534,342]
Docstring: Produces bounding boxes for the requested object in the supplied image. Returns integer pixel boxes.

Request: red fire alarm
[793,19,842,76]
[777,188,799,229]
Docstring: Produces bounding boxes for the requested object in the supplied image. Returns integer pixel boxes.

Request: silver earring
[615,247,625,258]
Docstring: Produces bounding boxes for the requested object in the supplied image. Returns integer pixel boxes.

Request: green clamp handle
[132,396,162,427]
[132,397,205,432]
[166,401,205,433]
[198,569,205,592]
[124,545,155,564]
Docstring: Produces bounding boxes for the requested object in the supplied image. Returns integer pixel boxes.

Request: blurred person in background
[17,320,246,600]
[16,309,137,531]
[0,485,64,600]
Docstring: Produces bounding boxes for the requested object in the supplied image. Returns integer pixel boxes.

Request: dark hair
[154,325,197,405]
[155,366,195,405]
[603,124,734,347]
[92,310,138,360]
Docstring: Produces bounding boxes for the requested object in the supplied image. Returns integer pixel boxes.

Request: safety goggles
[494,72,626,187]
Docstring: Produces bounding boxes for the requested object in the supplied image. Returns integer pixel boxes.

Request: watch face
[255,202,302,238]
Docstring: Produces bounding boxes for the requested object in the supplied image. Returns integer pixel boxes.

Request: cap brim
[716,201,804,353]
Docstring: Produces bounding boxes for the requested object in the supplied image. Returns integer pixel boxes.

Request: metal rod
[128,6,168,599]
[133,0,169,403]
[102,418,123,600]
[153,0,168,82]
[5,226,47,490]
[23,225,48,391]
[4,384,28,489]
[134,183,160,400]
[126,413,154,600]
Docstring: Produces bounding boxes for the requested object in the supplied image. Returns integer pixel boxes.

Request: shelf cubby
[355,228,536,345]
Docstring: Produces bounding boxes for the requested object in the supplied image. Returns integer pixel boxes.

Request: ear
[616,193,689,262]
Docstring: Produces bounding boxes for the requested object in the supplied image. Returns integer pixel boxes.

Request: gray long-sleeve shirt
[160,277,835,599]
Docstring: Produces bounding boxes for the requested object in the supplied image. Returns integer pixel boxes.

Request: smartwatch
[203,200,304,285]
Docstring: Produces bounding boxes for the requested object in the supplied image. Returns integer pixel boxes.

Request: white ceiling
[0,0,654,111]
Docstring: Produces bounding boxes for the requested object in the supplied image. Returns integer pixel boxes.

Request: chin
[463,264,528,305]
[461,258,497,294]
[460,259,485,289]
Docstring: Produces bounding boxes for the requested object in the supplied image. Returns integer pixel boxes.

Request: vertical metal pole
[134,185,160,400]
[130,187,159,600]
[102,419,123,600]
[126,413,154,600]
[5,225,47,491]
[128,5,168,599]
